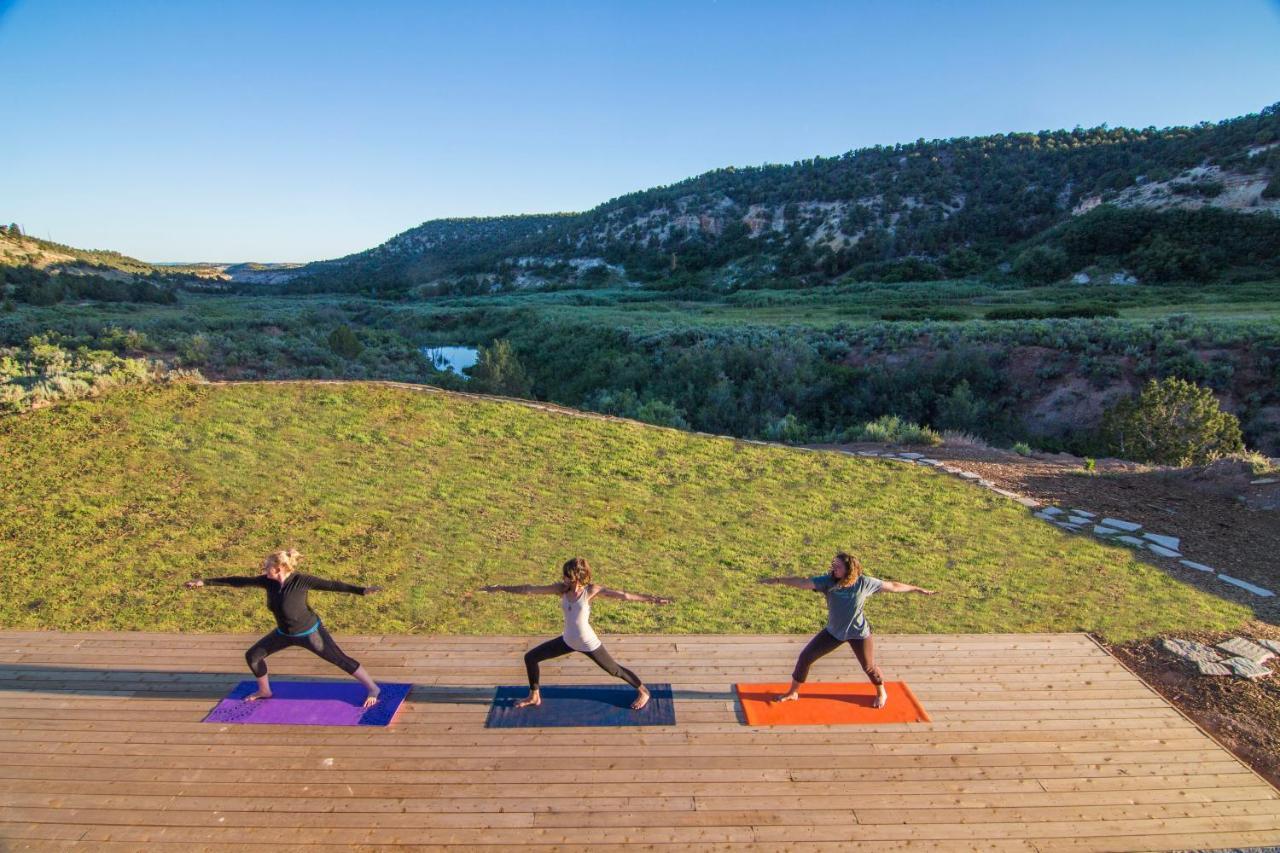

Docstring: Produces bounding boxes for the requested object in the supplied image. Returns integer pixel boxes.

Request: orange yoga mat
[735,682,931,725]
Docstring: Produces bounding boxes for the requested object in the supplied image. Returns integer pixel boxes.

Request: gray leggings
[524,636,643,690]
[791,628,883,685]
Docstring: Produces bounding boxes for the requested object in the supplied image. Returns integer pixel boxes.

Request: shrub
[470,339,532,397]
[1013,441,1032,456]
[327,325,363,359]
[1100,377,1245,466]
[855,414,942,446]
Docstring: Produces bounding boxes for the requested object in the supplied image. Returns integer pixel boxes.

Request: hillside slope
[287,104,1280,295]
[0,381,1248,640]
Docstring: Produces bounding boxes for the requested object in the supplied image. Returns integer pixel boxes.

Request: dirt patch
[1104,622,1280,792]
[835,442,1280,606]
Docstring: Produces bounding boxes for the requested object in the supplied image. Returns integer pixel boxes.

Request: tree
[469,339,531,397]
[6,224,20,238]
[327,325,363,359]
[1011,245,1070,284]
[1100,377,1244,466]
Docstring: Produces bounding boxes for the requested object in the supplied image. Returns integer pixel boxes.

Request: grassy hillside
[0,382,1249,640]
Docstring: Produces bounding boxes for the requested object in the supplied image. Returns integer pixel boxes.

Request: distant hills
[286,103,1280,296]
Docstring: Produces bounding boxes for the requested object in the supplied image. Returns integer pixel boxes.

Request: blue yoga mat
[485,683,676,728]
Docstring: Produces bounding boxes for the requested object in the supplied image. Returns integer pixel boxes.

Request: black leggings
[524,636,643,690]
[791,628,883,685]
[245,623,361,678]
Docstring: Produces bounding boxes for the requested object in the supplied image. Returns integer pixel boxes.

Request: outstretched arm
[880,581,936,595]
[479,584,564,595]
[185,576,263,590]
[592,586,672,604]
[758,576,818,590]
[302,575,379,595]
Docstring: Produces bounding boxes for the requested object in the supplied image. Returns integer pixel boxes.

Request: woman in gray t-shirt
[760,551,935,708]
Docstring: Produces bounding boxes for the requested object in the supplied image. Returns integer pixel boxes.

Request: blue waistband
[277,619,321,638]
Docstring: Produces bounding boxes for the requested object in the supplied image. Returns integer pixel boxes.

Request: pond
[422,346,478,378]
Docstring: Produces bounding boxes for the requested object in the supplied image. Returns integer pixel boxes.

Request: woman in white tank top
[481,556,672,710]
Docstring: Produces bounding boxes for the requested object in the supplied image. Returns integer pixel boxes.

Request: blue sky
[2,0,1278,262]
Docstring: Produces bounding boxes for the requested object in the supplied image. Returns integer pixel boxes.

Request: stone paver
[1258,639,1280,655]
[1218,574,1276,598]
[1147,544,1182,558]
[1143,533,1181,550]
[1099,517,1142,532]
[1161,638,1224,664]
[1117,535,1146,547]
[1070,509,1096,518]
[1067,515,1092,525]
[1216,637,1277,664]
[1093,525,1121,536]
[1179,560,1214,573]
[1196,660,1233,676]
[1222,656,1272,679]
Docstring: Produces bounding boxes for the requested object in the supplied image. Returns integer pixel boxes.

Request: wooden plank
[0,631,1275,851]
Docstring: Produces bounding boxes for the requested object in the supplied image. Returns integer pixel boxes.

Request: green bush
[854,414,942,446]
[470,338,531,397]
[327,325,364,359]
[1100,377,1245,466]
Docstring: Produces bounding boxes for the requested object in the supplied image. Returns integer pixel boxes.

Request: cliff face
[288,104,1280,294]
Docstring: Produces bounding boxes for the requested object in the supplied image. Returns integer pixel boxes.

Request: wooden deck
[1,631,1277,851]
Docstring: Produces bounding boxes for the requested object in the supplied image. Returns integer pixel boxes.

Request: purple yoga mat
[203,681,411,726]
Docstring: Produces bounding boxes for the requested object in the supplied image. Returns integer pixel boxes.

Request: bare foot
[874,688,888,709]
[772,691,800,703]
[245,690,272,702]
[631,687,651,710]
[362,690,380,709]
[515,693,541,709]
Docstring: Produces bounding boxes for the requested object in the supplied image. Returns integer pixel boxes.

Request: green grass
[0,382,1250,641]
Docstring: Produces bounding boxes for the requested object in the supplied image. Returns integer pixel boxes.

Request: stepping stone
[1222,657,1272,679]
[958,472,981,480]
[1146,544,1182,558]
[1092,525,1121,536]
[1014,497,1041,508]
[1070,509,1096,518]
[1053,522,1082,532]
[1258,639,1280,655]
[1251,478,1277,485]
[855,451,880,457]
[977,479,996,488]
[1160,638,1223,664]
[899,452,924,459]
[1217,575,1276,598]
[1067,516,1092,526]
[1216,637,1276,664]
[1038,507,1064,517]
[920,458,941,465]
[1099,517,1142,532]
[1179,559,1214,573]
[1116,536,1146,547]
[1196,660,1232,676]
[1142,533,1181,550]
[1035,511,1060,521]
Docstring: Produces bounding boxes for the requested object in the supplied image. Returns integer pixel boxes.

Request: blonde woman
[185,549,384,708]
[481,557,672,710]
[760,551,935,708]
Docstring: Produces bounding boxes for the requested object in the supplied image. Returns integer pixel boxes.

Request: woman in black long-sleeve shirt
[185,549,383,707]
